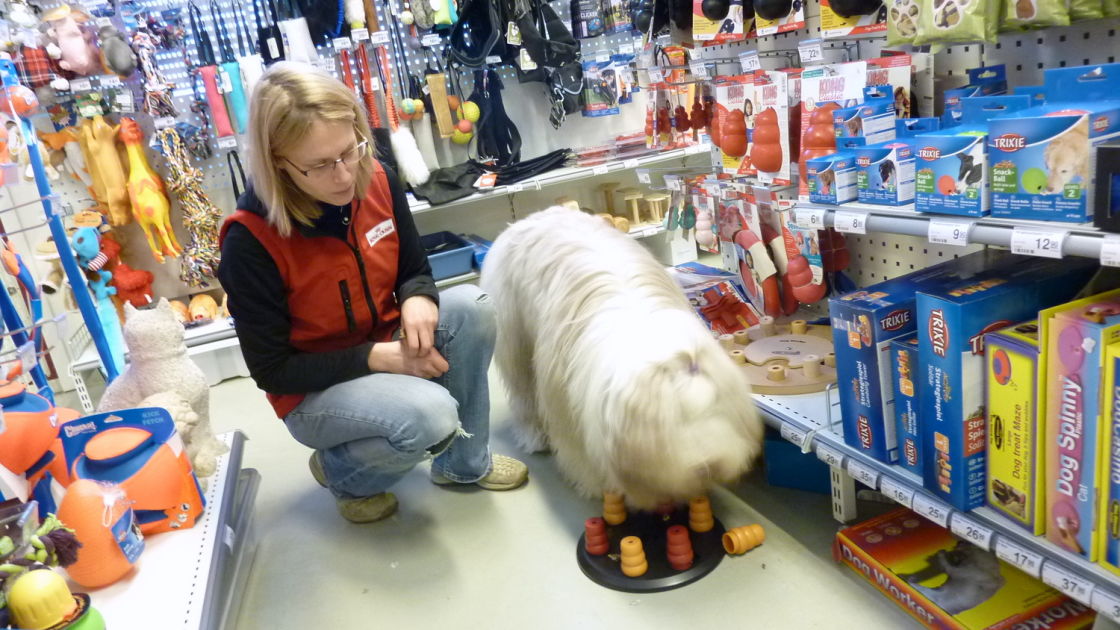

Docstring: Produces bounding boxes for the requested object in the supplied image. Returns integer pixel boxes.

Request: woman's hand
[368,341,448,379]
[400,295,439,357]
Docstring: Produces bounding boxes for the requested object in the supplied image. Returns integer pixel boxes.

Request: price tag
[847,459,880,488]
[949,513,994,550]
[484,55,502,65]
[690,61,710,78]
[333,37,352,50]
[798,39,825,65]
[637,169,651,184]
[928,220,972,246]
[421,34,442,47]
[219,69,233,93]
[474,172,498,189]
[70,78,92,92]
[266,37,280,58]
[352,28,370,42]
[779,423,807,449]
[879,477,914,508]
[620,43,635,55]
[738,50,761,72]
[218,136,238,149]
[113,91,134,113]
[623,158,640,170]
[994,538,1043,578]
[1092,589,1120,623]
[912,493,951,527]
[648,67,665,83]
[593,165,610,175]
[154,117,176,130]
[1010,228,1066,259]
[795,207,827,229]
[664,175,682,191]
[834,210,868,234]
[656,33,671,46]
[816,443,844,468]
[705,182,721,197]
[518,48,538,71]
[1101,237,1120,267]
[596,52,611,63]
[96,17,112,28]
[370,30,390,45]
[1041,564,1095,604]
[101,75,121,88]
[506,183,523,193]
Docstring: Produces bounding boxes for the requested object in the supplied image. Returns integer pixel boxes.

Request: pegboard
[842,232,985,286]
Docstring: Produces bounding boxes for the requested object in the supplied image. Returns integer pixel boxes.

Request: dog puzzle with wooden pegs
[576,494,729,592]
[722,317,838,395]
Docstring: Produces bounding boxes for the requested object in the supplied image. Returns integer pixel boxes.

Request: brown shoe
[310,451,399,523]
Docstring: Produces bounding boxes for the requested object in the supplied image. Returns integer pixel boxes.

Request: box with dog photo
[853,140,916,205]
[989,63,1120,223]
[834,507,1095,630]
[913,95,1034,218]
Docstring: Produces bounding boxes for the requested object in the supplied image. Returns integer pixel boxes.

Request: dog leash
[211,0,250,134]
[189,2,235,138]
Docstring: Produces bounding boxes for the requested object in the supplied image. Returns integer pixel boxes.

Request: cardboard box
[989,64,1120,222]
[1097,341,1120,576]
[985,320,1044,534]
[834,507,1095,630]
[891,333,923,476]
[829,250,1011,464]
[1043,289,1120,558]
[942,65,1008,128]
[917,258,1097,511]
[834,87,896,145]
[807,151,859,205]
[855,140,916,206]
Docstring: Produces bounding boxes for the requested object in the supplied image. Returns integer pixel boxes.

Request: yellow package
[985,320,1044,534]
[1098,341,1120,576]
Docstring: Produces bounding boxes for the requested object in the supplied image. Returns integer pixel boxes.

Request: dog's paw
[512,423,552,454]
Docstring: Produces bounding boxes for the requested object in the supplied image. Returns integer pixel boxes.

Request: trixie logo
[857,415,872,449]
[857,156,871,167]
[881,309,911,331]
[1094,116,1110,132]
[918,147,941,161]
[64,421,97,438]
[905,440,918,466]
[993,134,1027,152]
[969,320,1014,355]
[930,309,948,357]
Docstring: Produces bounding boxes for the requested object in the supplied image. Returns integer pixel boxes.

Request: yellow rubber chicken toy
[119,117,182,262]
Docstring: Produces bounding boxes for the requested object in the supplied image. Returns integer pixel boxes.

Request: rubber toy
[720,109,748,158]
[43,6,102,77]
[658,106,672,144]
[702,0,731,20]
[754,0,793,20]
[119,118,182,262]
[695,203,716,247]
[458,101,481,123]
[674,105,690,132]
[38,127,90,187]
[168,299,190,324]
[1022,168,1048,194]
[8,569,105,630]
[710,103,726,150]
[71,227,126,372]
[829,0,882,18]
[938,174,957,195]
[0,84,40,118]
[57,479,144,588]
[734,228,781,317]
[800,103,839,165]
[456,119,473,134]
[603,492,627,525]
[0,382,58,474]
[189,294,219,321]
[98,24,138,78]
[750,108,783,173]
[690,98,706,138]
[80,116,131,226]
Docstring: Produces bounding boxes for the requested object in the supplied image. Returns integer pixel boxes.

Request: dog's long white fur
[482,207,763,508]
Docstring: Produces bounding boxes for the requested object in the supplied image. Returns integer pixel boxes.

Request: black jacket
[218,164,438,395]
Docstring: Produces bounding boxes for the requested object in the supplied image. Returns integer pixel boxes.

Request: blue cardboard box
[829,250,1011,464]
[913,95,1034,218]
[854,140,916,206]
[889,333,922,476]
[916,257,1097,511]
[807,151,858,205]
[942,65,1008,128]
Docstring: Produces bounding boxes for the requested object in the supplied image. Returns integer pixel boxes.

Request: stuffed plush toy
[98,25,137,78]
[110,263,154,308]
[43,5,101,77]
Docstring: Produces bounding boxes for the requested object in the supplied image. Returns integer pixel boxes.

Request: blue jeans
[283,285,495,498]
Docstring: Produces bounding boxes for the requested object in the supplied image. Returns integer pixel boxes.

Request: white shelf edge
[795,201,1109,260]
[435,270,479,288]
[753,391,1120,622]
[408,148,693,214]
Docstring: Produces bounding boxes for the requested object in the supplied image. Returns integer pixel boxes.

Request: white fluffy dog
[482,207,762,509]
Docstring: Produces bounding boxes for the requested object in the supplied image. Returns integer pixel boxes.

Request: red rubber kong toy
[705,99,715,136]
[751,108,783,173]
[938,174,957,195]
[800,103,839,163]
[657,106,672,142]
[781,225,826,306]
[674,105,691,132]
[734,229,781,317]
[691,99,705,135]
[644,108,654,143]
[721,109,748,158]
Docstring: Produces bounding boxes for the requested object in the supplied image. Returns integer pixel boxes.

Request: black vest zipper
[348,219,379,338]
[338,280,358,333]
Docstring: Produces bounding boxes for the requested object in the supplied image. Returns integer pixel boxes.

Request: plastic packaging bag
[886,0,921,45]
[914,0,1001,45]
[1069,0,1104,20]
[1002,0,1071,28]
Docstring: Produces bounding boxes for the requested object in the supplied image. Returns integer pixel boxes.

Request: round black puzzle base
[576,508,726,593]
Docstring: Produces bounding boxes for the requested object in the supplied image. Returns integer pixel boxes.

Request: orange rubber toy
[689,496,714,533]
[722,524,766,555]
[584,517,609,556]
[603,492,627,526]
[58,479,144,588]
[619,536,648,577]
[666,525,694,571]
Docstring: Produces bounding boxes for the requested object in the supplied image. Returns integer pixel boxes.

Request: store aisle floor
[210,374,916,629]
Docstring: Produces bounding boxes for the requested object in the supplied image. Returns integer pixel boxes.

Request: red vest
[221,165,401,418]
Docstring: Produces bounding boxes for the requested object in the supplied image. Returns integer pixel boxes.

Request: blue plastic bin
[421,231,474,281]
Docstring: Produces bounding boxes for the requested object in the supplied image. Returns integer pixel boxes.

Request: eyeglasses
[284,140,369,180]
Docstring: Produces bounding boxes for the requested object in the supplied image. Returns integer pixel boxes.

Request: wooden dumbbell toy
[644,194,669,223]
[599,182,621,215]
[620,188,643,224]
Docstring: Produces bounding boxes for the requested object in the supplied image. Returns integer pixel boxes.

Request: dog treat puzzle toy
[720,317,837,394]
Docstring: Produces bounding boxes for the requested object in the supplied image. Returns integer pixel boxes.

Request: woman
[219,63,527,524]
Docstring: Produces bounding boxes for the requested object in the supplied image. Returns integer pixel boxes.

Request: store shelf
[70,318,238,373]
[90,431,260,630]
[754,391,1120,623]
[794,201,1112,260]
[407,147,703,214]
[435,271,480,288]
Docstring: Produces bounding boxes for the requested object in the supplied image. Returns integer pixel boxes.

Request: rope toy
[156,128,221,287]
[131,30,178,118]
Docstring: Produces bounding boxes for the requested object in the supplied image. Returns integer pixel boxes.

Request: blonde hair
[246,62,375,237]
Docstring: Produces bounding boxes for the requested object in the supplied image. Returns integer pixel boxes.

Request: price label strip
[623,158,640,170]
[795,208,827,230]
[833,210,868,235]
[878,477,915,508]
[816,443,844,468]
[1010,228,1067,259]
[779,423,807,449]
[1092,589,1120,624]
[846,459,879,489]
[1102,236,1120,268]
[993,538,1043,579]
[949,513,994,551]
[911,493,952,527]
[928,220,972,247]
[1041,563,1095,604]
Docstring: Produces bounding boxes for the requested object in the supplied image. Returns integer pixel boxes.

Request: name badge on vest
[365,219,395,248]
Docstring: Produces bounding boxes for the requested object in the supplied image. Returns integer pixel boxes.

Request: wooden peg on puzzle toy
[619,536,648,577]
[603,492,627,525]
[689,496,714,533]
[722,524,765,555]
[584,517,609,556]
[666,525,694,571]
